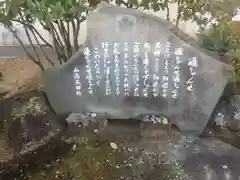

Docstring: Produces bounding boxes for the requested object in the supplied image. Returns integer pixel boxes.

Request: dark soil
[1,89,240,180]
[0,90,189,180]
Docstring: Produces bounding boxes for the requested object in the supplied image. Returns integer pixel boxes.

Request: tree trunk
[176,0,182,28]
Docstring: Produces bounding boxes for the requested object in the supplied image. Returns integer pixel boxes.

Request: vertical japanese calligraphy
[102,42,111,96]
[143,42,150,97]
[133,42,140,96]
[172,47,183,99]
[73,67,82,96]
[162,41,171,98]
[93,47,101,86]
[153,42,161,97]
[123,42,130,96]
[78,42,198,98]
[187,57,198,91]
[113,42,121,96]
[84,47,93,95]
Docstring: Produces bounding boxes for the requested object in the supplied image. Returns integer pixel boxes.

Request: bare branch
[8,27,44,70]
[67,21,70,42]
[50,26,64,64]
[71,19,79,53]
[67,21,72,57]
[121,0,129,7]
[176,0,182,27]
[29,28,55,67]
[166,1,170,21]
[59,20,72,58]
[73,16,86,53]
[19,12,43,67]
[39,21,50,31]
[50,23,68,63]
[11,19,53,48]
[71,19,76,50]
[55,21,70,60]
[63,20,72,58]
[51,23,65,52]
[75,18,81,46]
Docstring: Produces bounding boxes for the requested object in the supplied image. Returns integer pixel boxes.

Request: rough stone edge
[0,118,68,178]
[49,1,232,73]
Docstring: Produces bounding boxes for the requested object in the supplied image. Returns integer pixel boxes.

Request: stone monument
[43,2,231,135]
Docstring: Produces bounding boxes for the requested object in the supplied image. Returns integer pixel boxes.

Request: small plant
[0,0,89,70]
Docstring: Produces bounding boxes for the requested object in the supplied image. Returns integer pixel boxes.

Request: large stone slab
[43,2,231,135]
[183,138,240,180]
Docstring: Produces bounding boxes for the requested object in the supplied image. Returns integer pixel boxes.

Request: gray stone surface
[210,95,240,131]
[183,138,240,180]
[210,99,234,128]
[43,2,231,135]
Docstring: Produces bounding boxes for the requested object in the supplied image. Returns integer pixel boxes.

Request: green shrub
[200,19,240,53]
[199,12,240,81]
[227,49,240,80]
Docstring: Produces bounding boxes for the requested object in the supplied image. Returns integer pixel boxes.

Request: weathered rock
[43,2,231,136]
[209,94,240,131]
[0,90,68,178]
[210,99,233,129]
[229,95,240,131]
[183,138,240,180]
[65,112,108,130]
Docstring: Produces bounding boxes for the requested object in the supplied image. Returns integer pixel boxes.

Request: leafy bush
[199,11,240,81]
[227,49,240,81]
[200,13,240,53]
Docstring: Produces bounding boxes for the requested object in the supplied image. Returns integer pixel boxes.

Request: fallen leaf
[110,142,118,150]
[162,117,168,125]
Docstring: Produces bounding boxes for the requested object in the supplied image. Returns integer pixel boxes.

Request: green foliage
[200,12,240,53]
[0,0,88,69]
[0,0,87,26]
[139,0,168,11]
[227,49,240,80]
[0,0,176,69]
[0,0,229,70]
[198,9,240,81]
[175,0,210,27]
[118,0,212,27]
